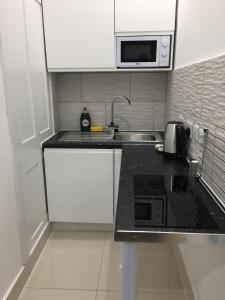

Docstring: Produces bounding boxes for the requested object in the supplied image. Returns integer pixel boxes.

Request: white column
[121,242,138,300]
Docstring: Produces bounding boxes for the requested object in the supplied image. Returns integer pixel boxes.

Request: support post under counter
[121,242,138,300]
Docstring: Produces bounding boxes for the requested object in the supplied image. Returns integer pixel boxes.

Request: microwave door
[117,36,160,68]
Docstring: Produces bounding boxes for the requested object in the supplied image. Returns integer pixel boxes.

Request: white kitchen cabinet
[44,149,114,224]
[115,0,176,33]
[42,0,115,71]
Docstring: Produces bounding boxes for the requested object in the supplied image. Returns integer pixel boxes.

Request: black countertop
[43,131,225,245]
[114,145,225,244]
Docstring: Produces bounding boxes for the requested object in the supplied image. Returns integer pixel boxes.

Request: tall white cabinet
[43,0,115,71]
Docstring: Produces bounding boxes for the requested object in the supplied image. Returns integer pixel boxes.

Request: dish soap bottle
[80,107,91,132]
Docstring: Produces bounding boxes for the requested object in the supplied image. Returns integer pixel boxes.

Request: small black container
[80,107,91,132]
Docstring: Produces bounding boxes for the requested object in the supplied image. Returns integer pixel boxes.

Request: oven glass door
[117,36,160,68]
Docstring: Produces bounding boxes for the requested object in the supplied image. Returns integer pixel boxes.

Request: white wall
[175,0,225,69]
[180,244,225,300]
[0,51,23,299]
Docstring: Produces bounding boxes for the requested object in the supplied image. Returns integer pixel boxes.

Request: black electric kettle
[164,121,190,159]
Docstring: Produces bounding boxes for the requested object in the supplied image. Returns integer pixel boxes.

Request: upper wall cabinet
[43,0,115,71]
[115,0,176,33]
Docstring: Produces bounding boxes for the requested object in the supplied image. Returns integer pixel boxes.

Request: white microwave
[116,35,172,69]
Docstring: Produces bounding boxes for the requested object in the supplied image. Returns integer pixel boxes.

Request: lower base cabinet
[44,148,115,224]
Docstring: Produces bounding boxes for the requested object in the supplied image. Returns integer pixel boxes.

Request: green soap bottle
[80,107,91,132]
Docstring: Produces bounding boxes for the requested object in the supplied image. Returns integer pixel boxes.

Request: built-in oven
[116,35,172,69]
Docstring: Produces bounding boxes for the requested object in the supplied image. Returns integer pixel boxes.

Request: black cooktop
[134,175,218,230]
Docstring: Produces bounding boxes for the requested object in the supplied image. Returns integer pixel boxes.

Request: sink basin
[113,131,162,143]
[58,131,113,142]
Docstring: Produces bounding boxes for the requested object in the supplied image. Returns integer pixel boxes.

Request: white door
[44,149,114,224]
[115,0,176,32]
[42,0,115,71]
[22,0,53,255]
[0,0,53,260]
[24,0,52,141]
[0,47,24,300]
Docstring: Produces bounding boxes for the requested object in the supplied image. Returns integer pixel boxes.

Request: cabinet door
[44,149,113,224]
[115,0,176,32]
[0,0,52,261]
[43,0,115,70]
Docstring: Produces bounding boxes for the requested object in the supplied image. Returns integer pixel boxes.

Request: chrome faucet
[109,95,131,132]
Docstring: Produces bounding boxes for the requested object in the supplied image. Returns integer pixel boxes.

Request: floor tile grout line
[94,231,108,300]
[24,287,97,292]
[94,290,97,300]
[169,253,187,299]
[172,246,189,300]
[95,289,185,294]
[24,286,185,294]
[23,286,186,296]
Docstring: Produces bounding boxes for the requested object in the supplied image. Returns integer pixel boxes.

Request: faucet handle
[108,123,119,134]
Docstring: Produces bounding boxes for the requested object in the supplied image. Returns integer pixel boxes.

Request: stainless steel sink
[113,131,162,143]
[58,130,163,143]
[58,131,113,142]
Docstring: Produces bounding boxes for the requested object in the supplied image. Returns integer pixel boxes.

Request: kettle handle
[176,125,186,154]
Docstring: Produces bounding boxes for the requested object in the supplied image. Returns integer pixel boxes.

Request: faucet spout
[110,95,131,129]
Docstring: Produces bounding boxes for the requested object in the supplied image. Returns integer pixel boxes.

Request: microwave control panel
[159,36,171,67]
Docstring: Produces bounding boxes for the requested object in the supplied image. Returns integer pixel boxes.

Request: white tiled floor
[19,231,187,300]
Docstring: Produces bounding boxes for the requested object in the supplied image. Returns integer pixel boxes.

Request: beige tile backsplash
[52,72,167,132]
[130,72,167,102]
[58,73,82,103]
[82,73,130,100]
[106,102,155,131]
